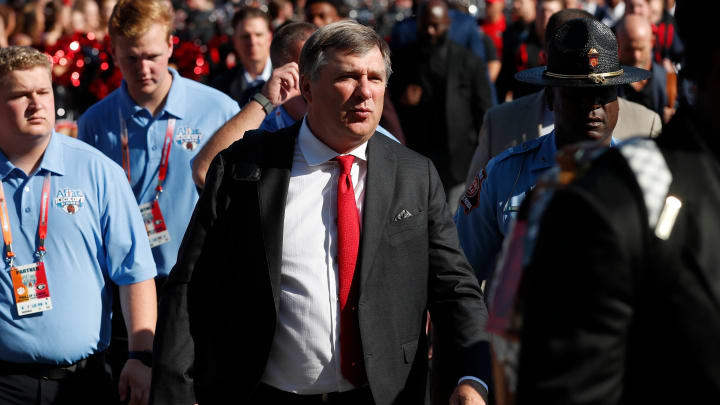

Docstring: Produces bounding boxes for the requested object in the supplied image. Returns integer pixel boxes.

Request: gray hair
[299,20,392,82]
[0,46,52,80]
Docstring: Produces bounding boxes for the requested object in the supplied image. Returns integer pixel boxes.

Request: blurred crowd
[0,0,681,130]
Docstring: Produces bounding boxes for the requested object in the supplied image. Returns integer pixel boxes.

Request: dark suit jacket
[150,122,490,405]
[211,65,262,107]
[516,107,720,403]
[390,40,493,188]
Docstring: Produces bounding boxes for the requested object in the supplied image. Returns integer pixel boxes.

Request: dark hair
[304,0,347,18]
[232,6,271,32]
[270,22,317,66]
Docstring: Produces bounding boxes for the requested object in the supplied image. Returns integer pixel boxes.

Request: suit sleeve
[150,152,227,405]
[464,111,492,188]
[426,159,491,400]
[516,188,634,404]
[471,56,494,132]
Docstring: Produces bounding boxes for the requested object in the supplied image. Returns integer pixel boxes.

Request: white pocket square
[393,209,413,222]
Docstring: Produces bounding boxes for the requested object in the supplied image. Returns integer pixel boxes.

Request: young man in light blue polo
[79,0,240,281]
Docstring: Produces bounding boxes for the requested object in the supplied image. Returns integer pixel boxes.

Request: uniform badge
[175,127,203,151]
[461,169,487,214]
[588,48,599,70]
[54,188,85,215]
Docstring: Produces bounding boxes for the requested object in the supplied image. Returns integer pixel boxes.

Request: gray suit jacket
[464,90,662,187]
[150,122,490,405]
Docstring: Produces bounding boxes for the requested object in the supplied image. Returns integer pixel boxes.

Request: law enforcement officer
[516,1,720,402]
[455,18,651,284]
[78,0,240,280]
[0,46,157,405]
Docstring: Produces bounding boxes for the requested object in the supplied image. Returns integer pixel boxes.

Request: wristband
[252,91,275,115]
[128,350,153,367]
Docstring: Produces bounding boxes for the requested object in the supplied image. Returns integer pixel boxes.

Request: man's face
[512,0,536,23]
[233,17,272,68]
[627,0,651,20]
[306,2,340,27]
[418,5,450,45]
[303,46,386,152]
[618,31,652,69]
[112,23,173,100]
[536,0,563,37]
[0,66,55,141]
[550,86,619,146]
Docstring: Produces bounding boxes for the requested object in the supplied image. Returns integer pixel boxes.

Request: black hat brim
[515,65,651,87]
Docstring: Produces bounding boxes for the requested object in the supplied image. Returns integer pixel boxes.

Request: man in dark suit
[389,0,493,206]
[151,20,490,405]
[211,7,273,107]
[514,1,720,403]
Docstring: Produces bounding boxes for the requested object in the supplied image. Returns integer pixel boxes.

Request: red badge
[588,48,599,70]
[461,169,487,214]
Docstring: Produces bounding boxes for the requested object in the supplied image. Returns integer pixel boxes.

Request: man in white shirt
[152,20,490,405]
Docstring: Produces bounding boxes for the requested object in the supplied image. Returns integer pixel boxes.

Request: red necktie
[334,155,366,386]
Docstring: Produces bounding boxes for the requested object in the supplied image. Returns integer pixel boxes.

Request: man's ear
[300,75,312,103]
[545,87,554,111]
[168,35,174,59]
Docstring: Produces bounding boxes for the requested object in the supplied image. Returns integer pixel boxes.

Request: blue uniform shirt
[259,107,401,143]
[0,132,156,365]
[79,68,240,277]
[455,131,617,283]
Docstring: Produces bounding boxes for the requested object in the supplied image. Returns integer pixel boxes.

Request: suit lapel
[257,122,299,313]
[359,134,397,290]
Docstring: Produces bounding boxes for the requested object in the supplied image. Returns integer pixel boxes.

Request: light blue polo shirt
[0,132,156,365]
[455,131,616,284]
[79,68,240,277]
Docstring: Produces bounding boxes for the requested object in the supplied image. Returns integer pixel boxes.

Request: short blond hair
[108,0,174,41]
[0,46,52,82]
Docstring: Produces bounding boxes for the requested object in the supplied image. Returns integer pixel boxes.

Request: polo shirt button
[152,146,158,151]
[24,207,30,213]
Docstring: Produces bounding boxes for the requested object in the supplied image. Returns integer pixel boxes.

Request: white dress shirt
[261,118,489,395]
[243,58,273,87]
[261,117,367,394]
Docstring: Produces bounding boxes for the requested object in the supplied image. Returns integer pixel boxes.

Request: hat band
[543,69,624,84]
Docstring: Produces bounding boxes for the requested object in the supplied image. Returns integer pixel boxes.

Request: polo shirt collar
[118,67,185,121]
[0,131,65,180]
[298,116,368,166]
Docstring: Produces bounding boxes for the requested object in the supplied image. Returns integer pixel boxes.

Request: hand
[119,359,151,405]
[262,62,301,106]
[663,106,676,124]
[400,84,422,106]
[449,380,486,405]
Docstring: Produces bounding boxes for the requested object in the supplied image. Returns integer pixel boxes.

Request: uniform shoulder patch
[461,168,487,214]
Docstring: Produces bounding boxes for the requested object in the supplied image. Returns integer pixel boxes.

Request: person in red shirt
[480,0,506,60]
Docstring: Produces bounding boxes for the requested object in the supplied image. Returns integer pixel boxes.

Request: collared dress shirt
[243,58,273,88]
[78,67,240,277]
[0,132,156,364]
[258,107,401,144]
[261,117,367,394]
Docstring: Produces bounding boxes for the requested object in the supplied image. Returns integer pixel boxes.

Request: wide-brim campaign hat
[515,18,651,87]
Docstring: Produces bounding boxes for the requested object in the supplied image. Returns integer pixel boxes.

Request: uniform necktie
[334,155,366,386]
